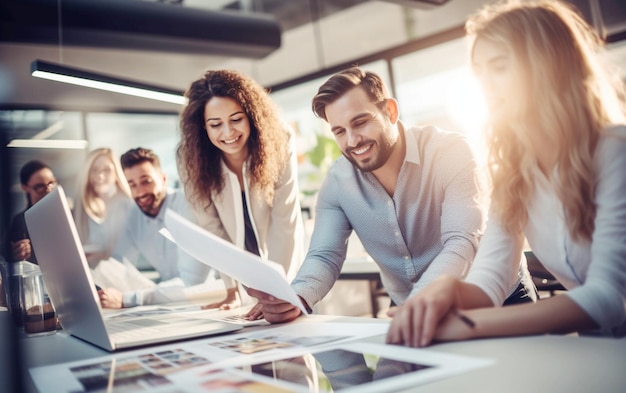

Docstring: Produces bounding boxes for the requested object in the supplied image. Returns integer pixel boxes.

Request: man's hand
[244,302,264,320]
[246,287,303,324]
[11,239,32,261]
[98,288,124,309]
[202,287,242,310]
[386,275,460,347]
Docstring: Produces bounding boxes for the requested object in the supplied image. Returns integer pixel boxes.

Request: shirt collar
[399,121,421,166]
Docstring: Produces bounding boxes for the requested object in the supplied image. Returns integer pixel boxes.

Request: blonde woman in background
[73,147,134,267]
[387,0,626,347]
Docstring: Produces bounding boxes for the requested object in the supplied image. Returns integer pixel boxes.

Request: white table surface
[15,313,626,393]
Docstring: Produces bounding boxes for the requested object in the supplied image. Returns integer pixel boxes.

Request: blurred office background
[1,0,625,315]
[3,0,624,216]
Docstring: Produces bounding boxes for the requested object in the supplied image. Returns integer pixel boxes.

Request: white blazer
[190,134,305,287]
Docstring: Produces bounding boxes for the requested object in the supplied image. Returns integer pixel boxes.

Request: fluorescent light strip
[7,139,88,149]
[31,60,187,105]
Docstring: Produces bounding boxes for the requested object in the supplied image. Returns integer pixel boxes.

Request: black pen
[453,309,475,328]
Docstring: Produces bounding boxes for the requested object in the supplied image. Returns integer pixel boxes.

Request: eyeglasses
[90,167,113,175]
[29,180,58,194]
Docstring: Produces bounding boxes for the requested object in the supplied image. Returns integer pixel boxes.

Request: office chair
[524,250,566,297]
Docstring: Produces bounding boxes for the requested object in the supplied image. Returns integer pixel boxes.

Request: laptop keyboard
[107,319,165,341]
[105,316,237,344]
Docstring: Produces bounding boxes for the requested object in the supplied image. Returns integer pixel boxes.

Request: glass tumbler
[21,271,57,336]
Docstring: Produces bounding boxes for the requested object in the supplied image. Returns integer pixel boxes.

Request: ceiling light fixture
[2,0,281,58]
[7,139,88,149]
[31,60,187,105]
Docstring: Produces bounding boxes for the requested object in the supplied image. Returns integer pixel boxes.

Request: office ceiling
[0,0,282,58]
[0,0,624,113]
[0,0,378,112]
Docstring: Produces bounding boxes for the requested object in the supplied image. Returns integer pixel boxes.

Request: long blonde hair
[73,148,130,238]
[467,0,626,241]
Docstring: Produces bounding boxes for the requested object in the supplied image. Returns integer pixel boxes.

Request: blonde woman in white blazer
[177,69,305,316]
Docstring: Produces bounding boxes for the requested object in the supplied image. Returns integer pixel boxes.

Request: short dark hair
[19,160,51,185]
[120,148,161,170]
[312,66,389,122]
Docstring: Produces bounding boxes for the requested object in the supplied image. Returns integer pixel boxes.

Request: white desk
[16,313,626,393]
[389,334,626,393]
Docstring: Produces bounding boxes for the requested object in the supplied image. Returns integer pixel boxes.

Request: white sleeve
[465,214,526,306]
[122,279,222,307]
[566,129,626,333]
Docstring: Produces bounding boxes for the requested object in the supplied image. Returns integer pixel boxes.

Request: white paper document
[163,209,308,315]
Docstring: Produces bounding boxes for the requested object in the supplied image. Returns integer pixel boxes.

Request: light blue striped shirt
[292,123,485,307]
[112,188,212,306]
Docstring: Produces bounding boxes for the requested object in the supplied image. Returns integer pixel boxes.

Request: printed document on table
[163,209,308,315]
[29,325,494,393]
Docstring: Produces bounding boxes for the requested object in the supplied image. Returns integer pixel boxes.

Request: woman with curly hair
[177,69,305,314]
[387,0,626,346]
[73,147,133,267]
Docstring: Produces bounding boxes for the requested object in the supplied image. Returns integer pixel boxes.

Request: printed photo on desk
[30,340,492,393]
[197,322,389,366]
[172,342,493,393]
[29,323,492,393]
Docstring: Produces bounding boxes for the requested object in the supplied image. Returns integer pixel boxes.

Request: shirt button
[395,231,400,236]
[404,256,409,260]
[387,200,392,206]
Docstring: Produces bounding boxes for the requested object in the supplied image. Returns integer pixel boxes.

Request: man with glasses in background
[9,160,58,263]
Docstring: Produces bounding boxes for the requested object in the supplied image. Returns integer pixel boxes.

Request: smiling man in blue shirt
[98,147,213,308]
[249,67,500,323]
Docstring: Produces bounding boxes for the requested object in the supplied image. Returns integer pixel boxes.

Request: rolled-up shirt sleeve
[291,173,352,309]
[464,216,526,306]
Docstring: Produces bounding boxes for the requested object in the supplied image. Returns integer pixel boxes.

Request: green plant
[306,134,341,173]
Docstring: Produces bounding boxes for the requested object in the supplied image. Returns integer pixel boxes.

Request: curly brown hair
[177,69,289,208]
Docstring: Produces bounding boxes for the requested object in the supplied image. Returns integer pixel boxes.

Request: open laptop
[24,186,241,351]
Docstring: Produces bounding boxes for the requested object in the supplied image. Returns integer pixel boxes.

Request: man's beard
[136,192,165,217]
[343,135,395,172]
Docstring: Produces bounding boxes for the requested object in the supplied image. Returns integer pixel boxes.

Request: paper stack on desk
[29,320,494,393]
[163,209,308,315]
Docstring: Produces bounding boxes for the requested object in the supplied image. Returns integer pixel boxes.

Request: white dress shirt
[112,188,212,306]
[466,125,626,335]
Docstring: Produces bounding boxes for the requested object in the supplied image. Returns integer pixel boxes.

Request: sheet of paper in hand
[163,209,309,315]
